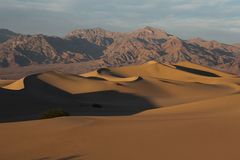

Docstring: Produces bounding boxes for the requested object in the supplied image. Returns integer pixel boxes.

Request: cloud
[0,0,239,43]
[0,0,75,12]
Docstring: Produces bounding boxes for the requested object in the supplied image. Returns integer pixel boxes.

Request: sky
[0,0,240,43]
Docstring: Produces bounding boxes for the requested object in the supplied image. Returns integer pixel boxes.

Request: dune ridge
[0,80,15,87]
[0,60,239,120]
[81,68,141,82]
[0,61,240,160]
[2,78,24,90]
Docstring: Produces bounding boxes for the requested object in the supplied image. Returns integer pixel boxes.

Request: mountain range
[0,27,240,74]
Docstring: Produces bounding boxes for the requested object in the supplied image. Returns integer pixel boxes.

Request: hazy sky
[0,0,240,43]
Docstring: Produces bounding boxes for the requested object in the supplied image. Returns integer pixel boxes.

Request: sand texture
[0,61,240,160]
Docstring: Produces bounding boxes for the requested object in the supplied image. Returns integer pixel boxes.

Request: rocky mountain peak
[66,28,118,47]
[233,43,240,48]
[188,37,240,53]
[0,27,240,74]
[0,29,16,35]
[0,29,18,43]
[132,26,170,40]
[66,27,117,39]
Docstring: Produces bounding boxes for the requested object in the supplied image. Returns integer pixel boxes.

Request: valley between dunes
[0,61,240,160]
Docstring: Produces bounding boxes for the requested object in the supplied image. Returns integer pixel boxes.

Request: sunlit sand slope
[0,60,239,119]
[1,78,25,90]
[81,68,140,82]
[0,93,240,160]
[0,61,240,159]
[0,80,15,87]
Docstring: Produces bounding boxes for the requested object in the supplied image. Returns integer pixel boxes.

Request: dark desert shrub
[41,108,70,119]
[92,104,103,108]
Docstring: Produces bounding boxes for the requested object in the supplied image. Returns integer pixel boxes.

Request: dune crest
[145,60,158,65]
[175,61,236,78]
[81,68,141,82]
[0,61,240,160]
[0,80,15,87]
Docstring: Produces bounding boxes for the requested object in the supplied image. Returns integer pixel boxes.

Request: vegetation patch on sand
[40,108,70,119]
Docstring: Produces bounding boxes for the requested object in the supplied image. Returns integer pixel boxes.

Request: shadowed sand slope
[176,61,236,78]
[0,75,154,122]
[0,93,240,160]
[81,68,141,82]
[0,61,239,122]
[0,61,240,159]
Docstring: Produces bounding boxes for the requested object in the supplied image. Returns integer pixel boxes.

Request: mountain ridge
[0,27,240,74]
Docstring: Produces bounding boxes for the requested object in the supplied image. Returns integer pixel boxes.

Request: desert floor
[0,61,240,160]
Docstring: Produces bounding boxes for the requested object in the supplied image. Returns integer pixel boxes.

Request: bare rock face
[130,26,170,40]
[187,38,240,73]
[0,27,240,74]
[0,29,18,43]
[233,43,240,48]
[0,34,91,67]
[66,27,117,47]
[99,27,240,74]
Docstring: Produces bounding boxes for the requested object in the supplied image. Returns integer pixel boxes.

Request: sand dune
[1,93,240,160]
[37,69,237,107]
[0,61,240,160]
[81,68,140,82]
[0,80,15,87]
[176,61,236,78]
[0,61,239,121]
[1,78,25,90]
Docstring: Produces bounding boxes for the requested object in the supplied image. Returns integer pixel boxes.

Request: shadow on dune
[55,155,83,160]
[34,155,82,160]
[0,75,155,123]
[174,65,220,77]
[97,68,125,78]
